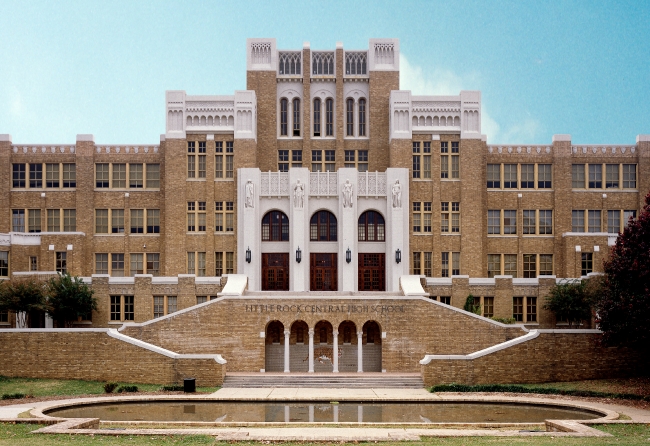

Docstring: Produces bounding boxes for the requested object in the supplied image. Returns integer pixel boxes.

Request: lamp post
[395,249,401,264]
[346,247,352,264]
[296,246,302,263]
[245,247,251,263]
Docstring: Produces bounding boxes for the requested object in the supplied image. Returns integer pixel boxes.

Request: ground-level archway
[362,320,382,372]
[264,320,285,372]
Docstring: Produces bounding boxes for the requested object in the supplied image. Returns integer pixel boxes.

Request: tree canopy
[544,280,593,328]
[46,273,97,328]
[0,279,47,327]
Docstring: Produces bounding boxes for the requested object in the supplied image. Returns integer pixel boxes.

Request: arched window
[358,211,385,241]
[292,98,300,136]
[262,211,289,241]
[346,98,354,136]
[310,211,337,241]
[280,99,288,136]
[326,98,334,136]
[358,98,366,136]
[313,98,321,137]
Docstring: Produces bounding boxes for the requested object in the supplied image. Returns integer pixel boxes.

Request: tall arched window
[280,99,288,136]
[346,98,354,136]
[326,98,334,136]
[358,98,366,136]
[310,211,337,241]
[292,98,301,136]
[313,98,321,137]
[358,211,385,241]
[262,211,289,241]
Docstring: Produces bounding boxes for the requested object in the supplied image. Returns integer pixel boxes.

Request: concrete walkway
[212,386,434,400]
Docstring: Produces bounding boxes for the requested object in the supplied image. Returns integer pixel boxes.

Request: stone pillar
[385,168,409,292]
[289,168,309,291]
[333,405,339,423]
[357,330,363,373]
[358,405,363,423]
[339,168,359,291]
[237,168,262,290]
[284,405,290,423]
[332,329,339,373]
[309,405,314,422]
[284,330,290,373]
[308,328,315,373]
[45,314,54,329]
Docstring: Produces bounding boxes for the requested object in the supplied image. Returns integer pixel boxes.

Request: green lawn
[0,423,649,445]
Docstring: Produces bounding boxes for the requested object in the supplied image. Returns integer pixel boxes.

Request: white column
[332,329,339,373]
[333,405,339,423]
[284,330,290,373]
[284,405,290,423]
[357,330,363,373]
[309,405,314,422]
[45,314,54,329]
[339,168,359,291]
[308,328,315,373]
[358,405,363,423]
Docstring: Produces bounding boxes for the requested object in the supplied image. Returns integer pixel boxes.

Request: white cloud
[399,54,541,144]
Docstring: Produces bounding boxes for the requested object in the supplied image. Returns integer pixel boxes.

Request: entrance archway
[264,320,284,372]
[362,320,382,372]
[313,320,334,372]
[337,320,358,372]
[290,320,309,372]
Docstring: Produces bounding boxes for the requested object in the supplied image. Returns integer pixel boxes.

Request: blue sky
[0,0,648,145]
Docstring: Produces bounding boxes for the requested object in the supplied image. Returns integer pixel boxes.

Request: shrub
[104,382,119,394]
[117,385,138,393]
[160,385,184,392]
[1,393,26,400]
[490,317,516,324]
[463,294,481,315]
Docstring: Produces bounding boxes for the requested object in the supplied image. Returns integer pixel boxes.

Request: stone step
[222,374,424,389]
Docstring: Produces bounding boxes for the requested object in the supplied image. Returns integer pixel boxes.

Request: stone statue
[293,179,304,208]
[245,179,254,208]
[391,179,402,208]
[342,179,354,208]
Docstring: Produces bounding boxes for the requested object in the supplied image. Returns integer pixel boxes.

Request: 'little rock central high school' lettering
[245,304,405,314]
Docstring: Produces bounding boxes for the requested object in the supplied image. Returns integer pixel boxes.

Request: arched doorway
[358,210,386,291]
[337,320,358,372]
[290,320,309,372]
[265,320,284,372]
[313,320,334,372]
[362,320,382,372]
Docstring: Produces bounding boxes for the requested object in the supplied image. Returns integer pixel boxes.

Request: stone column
[284,405,290,423]
[308,328,315,373]
[309,405,314,422]
[333,405,339,423]
[357,331,363,373]
[284,330,290,373]
[358,405,363,423]
[332,329,339,373]
[45,314,54,329]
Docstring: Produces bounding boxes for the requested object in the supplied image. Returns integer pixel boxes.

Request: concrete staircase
[222,372,424,388]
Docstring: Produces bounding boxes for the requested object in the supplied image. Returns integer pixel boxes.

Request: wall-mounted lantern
[346,247,352,264]
[246,247,251,263]
[395,249,401,264]
[296,246,302,263]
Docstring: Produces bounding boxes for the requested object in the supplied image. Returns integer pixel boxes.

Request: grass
[0,422,649,445]
[0,376,219,399]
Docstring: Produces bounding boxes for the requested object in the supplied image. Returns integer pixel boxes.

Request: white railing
[357,171,387,196]
[309,171,338,196]
[260,172,289,196]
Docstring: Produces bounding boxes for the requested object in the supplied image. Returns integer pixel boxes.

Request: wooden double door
[358,253,385,291]
[262,253,289,291]
[310,253,337,291]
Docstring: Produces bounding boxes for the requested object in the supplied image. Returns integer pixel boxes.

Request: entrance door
[358,253,385,291]
[310,253,337,291]
[262,253,289,290]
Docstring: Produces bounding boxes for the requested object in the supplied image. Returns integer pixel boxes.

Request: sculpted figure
[245,179,254,208]
[392,179,402,208]
[342,179,354,208]
[293,179,304,208]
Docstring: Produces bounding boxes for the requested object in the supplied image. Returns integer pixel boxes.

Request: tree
[46,273,97,328]
[463,294,481,315]
[595,191,650,352]
[544,280,593,328]
[0,279,47,327]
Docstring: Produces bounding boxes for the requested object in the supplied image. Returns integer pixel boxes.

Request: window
[538,164,552,188]
[280,98,288,136]
[358,98,366,136]
[215,252,235,276]
[588,210,602,232]
[197,296,207,305]
[441,252,449,277]
[441,252,460,277]
[130,253,144,275]
[187,202,206,232]
[95,253,108,274]
[412,202,432,233]
[95,209,108,233]
[523,210,552,235]
[0,252,8,277]
[623,164,637,188]
[487,254,501,278]
[129,163,143,187]
[488,254,517,277]
[523,210,535,234]
[215,141,234,178]
[441,202,459,233]
[111,253,124,276]
[56,252,67,273]
[146,209,160,233]
[47,209,60,232]
[292,98,301,136]
[46,209,76,232]
[344,150,368,171]
[539,254,553,275]
[624,210,637,228]
[572,164,585,188]
[96,163,110,188]
[439,296,451,305]
[572,210,585,232]
[440,142,459,179]
[520,164,534,188]
[187,142,196,178]
[198,143,206,178]
[325,98,334,136]
[526,297,537,322]
[112,209,124,233]
[487,210,500,235]
[12,164,25,188]
[146,164,160,188]
[12,209,24,232]
[358,210,385,241]
[28,209,41,233]
[278,149,302,171]
[513,297,523,322]
[523,254,536,278]
[346,98,354,136]
[311,150,335,172]
[504,254,517,277]
[147,253,160,276]
[262,211,289,241]
[503,210,516,234]
[581,253,593,276]
[111,295,134,321]
[607,210,621,234]
[412,142,431,179]
[310,211,337,241]
[504,164,517,188]
[487,164,500,188]
[129,209,144,234]
[605,164,619,188]
[539,210,552,234]
[113,164,126,188]
[46,164,59,187]
[30,256,37,271]
[423,252,432,277]
[313,98,321,136]
[29,163,42,188]
[588,164,602,189]
[153,296,177,318]
[215,201,234,233]
[412,252,421,275]
[187,252,206,276]
[483,297,494,318]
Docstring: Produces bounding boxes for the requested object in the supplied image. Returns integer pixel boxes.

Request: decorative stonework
[309,171,338,196]
[260,172,289,196]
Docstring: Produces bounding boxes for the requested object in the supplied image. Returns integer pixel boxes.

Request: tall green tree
[0,279,47,327]
[46,273,97,328]
[544,280,593,328]
[595,191,650,352]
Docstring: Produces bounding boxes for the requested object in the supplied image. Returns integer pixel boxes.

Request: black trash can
[183,378,196,393]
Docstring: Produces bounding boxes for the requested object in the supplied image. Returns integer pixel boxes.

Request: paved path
[212,387,434,400]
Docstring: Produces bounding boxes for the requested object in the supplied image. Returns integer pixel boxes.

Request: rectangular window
[452,252,460,276]
[291,150,303,168]
[344,150,368,171]
[440,155,448,179]
[588,210,602,232]
[513,297,523,322]
[520,164,534,188]
[451,141,459,153]
[623,164,637,188]
[624,210,636,228]
[487,210,500,234]
[412,202,420,233]
[147,209,160,233]
[0,252,8,277]
[29,163,43,188]
[440,141,448,153]
[198,141,206,153]
[581,253,593,276]
[197,296,207,305]
[197,252,206,277]
[503,210,516,234]
[423,252,432,277]
[96,163,110,188]
[146,164,160,188]
[607,210,621,234]
[412,142,420,178]
[123,296,134,321]
[12,163,26,188]
[62,163,76,188]
[215,142,224,177]
[441,252,449,278]
[12,209,25,232]
[62,209,76,232]
[95,209,108,233]
[198,155,206,178]
[572,210,585,232]
[605,164,619,188]
[28,209,41,233]
[451,202,459,233]
[487,164,500,188]
[95,253,108,274]
[412,252,421,275]
[487,254,501,278]
[129,163,143,188]
[441,202,449,233]
[439,296,451,305]
[504,164,517,188]
[187,252,195,274]
[111,253,124,276]
[451,155,459,179]
[111,209,124,233]
[423,142,431,178]
[588,164,602,188]
[572,164,585,188]
[30,256,37,271]
[153,296,164,318]
[113,164,126,188]
[110,296,121,321]
[538,164,552,188]
[412,202,431,233]
[539,254,553,275]
[47,209,60,232]
[46,163,60,188]
[130,209,144,233]
[226,142,234,178]
[483,296,494,318]
[523,210,536,234]
[130,253,144,276]
[504,254,517,277]
[56,252,66,273]
[187,155,195,178]
[215,252,223,276]
[539,210,552,234]
[278,150,289,172]
[167,296,177,313]
[523,254,536,278]
[526,297,537,322]
[146,253,160,276]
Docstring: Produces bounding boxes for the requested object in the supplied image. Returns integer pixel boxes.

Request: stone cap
[552,134,571,142]
[76,134,94,142]
[637,135,650,143]
[0,134,11,142]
